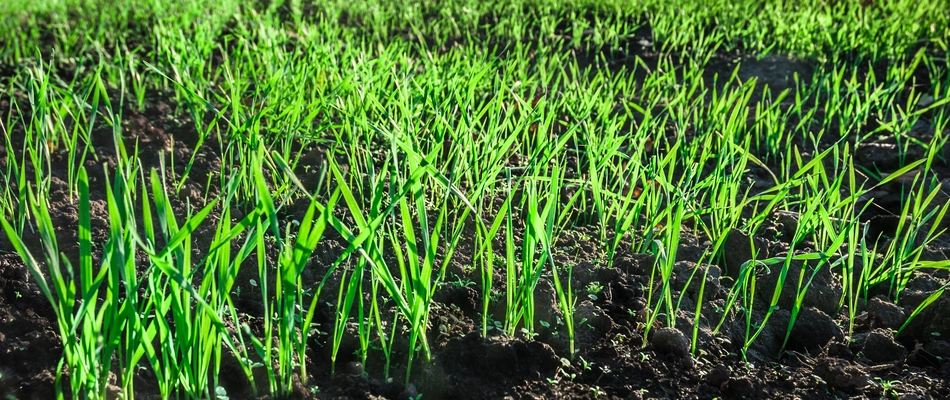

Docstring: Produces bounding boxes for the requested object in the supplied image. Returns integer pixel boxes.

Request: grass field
[1,0,949,398]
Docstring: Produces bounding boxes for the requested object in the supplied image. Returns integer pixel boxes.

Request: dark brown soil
[3,18,950,400]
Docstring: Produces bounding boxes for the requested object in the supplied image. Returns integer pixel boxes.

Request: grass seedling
[2,0,950,397]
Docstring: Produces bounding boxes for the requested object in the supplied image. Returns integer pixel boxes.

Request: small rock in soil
[787,307,844,353]
[651,327,691,360]
[859,329,908,363]
[867,295,906,329]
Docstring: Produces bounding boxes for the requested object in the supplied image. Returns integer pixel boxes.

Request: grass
[0,0,949,398]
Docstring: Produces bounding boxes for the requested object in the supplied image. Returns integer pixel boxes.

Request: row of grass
[2,0,948,64]
[1,0,950,398]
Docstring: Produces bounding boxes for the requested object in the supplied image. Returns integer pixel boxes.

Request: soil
[3,12,950,400]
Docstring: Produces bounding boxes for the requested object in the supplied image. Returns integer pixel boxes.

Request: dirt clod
[651,327,691,359]
[811,358,870,393]
[786,307,844,353]
[704,364,730,388]
[726,377,758,398]
[398,383,419,400]
[723,229,769,278]
[867,295,906,329]
[858,329,908,363]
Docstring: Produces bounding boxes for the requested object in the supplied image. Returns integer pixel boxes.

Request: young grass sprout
[2,0,949,397]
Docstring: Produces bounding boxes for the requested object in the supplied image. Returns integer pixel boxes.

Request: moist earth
[2,33,950,400]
